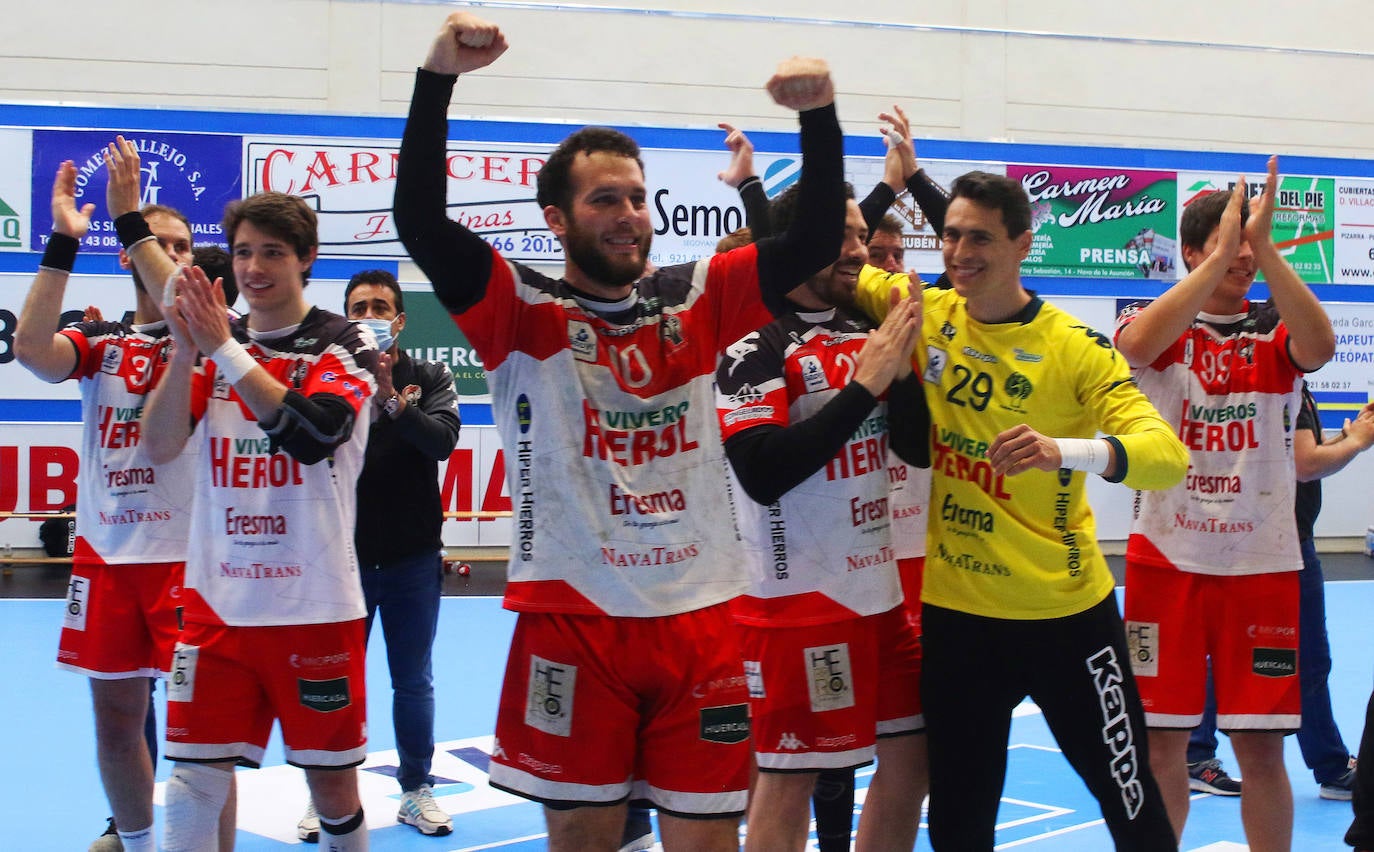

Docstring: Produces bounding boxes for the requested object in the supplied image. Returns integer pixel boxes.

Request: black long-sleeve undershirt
[726,373,929,506]
[394,69,846,315]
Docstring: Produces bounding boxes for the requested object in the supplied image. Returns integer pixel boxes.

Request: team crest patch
[525,655,575,737]
[799,355,829,393]
[805,643,855,713]
[568,320,597,362]
[100,345,124,375]
[923,346,949,384]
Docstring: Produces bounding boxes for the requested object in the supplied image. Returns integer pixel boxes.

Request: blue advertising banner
[29,130,243,253]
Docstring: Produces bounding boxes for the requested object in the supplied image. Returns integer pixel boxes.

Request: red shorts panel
[164,620,368,768]
[1124,563,1299,730]
[489,604,750,817]
[743,606,923,772]
[56,554,184,679]
[897,556,925,634]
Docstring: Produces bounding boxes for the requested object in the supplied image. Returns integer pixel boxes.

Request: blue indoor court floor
[3,583,1372,851]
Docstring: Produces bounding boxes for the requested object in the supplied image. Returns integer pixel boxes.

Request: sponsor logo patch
[568,320,596,362]
[167,643,198,703]
[744,659,764,699]
[298,676,352,712]
[525,655,575,737]
[923,346,948,384]
[62,574,90,632]
[699,704,750,744]
[1252,647,1297,678]
[1125,621,1158,678]
[805,643,855,713]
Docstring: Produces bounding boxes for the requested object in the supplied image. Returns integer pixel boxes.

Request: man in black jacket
[299,269,462,842]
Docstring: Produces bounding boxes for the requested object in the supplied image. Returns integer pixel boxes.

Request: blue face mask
[358,317,395,352]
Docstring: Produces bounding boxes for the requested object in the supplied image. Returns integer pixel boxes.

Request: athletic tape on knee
[164,762,233,852]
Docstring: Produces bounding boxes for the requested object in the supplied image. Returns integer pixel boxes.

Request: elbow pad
[261,390,356,465]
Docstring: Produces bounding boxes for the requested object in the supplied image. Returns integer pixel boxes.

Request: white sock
[319,808,369,851]
[164,762,233,852]
[117,826,156,852]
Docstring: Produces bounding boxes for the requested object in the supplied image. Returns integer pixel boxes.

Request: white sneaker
[297,800,320,843]
[398,784,453,836]
[88,818,123,852]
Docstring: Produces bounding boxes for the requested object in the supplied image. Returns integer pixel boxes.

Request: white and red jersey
[455,246,775,618]
[1117,300,1303,576]
[179,308,375,627]
[61,321,194,565]
[716,308,901,627]
[888,458,931,561]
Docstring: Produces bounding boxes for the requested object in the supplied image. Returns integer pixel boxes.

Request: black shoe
[1187,758,1242,795]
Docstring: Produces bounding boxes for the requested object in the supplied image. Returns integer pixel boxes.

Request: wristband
[212,339,258,384]
[1054,438,1110,475]
[40,233,79,272]
[113,211,154,250]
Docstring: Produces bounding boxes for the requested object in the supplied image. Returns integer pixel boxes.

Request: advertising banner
[30,130,243,253]
[0,129,32,253]
[1010,164,1178,280]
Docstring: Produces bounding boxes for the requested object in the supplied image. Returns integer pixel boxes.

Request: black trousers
[921,595,1176,851]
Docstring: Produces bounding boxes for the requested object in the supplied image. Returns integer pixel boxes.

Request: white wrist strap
[162,269,181,308]
[1054,438,1110,475]
[212,339,257,384]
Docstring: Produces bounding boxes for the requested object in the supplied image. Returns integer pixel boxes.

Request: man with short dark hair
[14,153,198,852]
[117,130,380,848]
[394,11,845,850]
[857,170,1187,850]
[1115,158,1337,852]
[717,184,928,852]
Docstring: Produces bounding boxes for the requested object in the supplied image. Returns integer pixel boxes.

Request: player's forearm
[394,69,494,315]
[1108,424,1189,490]
[141,357,196,464]
[1255,246,1335,371]
[14,268,78,382]
[1114,257,1226,367]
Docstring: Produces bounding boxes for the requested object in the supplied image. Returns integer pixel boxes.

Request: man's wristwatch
[382,393,402,418]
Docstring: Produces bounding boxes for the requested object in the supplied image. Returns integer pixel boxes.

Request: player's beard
[563,220,651,289]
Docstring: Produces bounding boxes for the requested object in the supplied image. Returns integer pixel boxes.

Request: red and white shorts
[164,619,368,768]
[897,556,925,634]
[743,605,923,772]
[489,603,751,817]
[1124,562,1299,731]
[56,544,184,679]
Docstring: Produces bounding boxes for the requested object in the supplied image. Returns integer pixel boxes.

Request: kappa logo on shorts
[63,575,90,632]
[699,704,749,744]
[744,660,765,699]
[1125,621,1158,678]
[167,644,198,703]
[805,643,855,713]
[776,732,806,750]
[298,676,352,712]
[1252,647,1297,678]
[525,655,575,738]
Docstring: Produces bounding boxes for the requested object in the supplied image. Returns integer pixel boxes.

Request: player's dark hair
[344,269,404,314]
[536,127,644,212]
[948,171,1032,237]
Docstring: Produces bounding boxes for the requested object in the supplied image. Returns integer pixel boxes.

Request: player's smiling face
[801,199,868,308]
[231,220,313,324]
[940,197,1031,302]
[546,151,653,295]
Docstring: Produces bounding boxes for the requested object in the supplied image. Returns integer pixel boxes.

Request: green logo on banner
[399,289,488,397]
[0,196,21,248]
